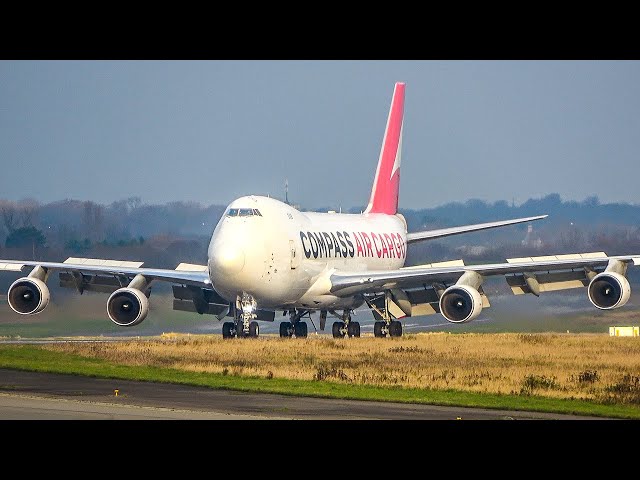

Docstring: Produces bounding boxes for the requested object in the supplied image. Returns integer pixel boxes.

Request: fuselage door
[290,239,300,269]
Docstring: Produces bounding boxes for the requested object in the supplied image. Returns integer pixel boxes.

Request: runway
[0,368,606,420]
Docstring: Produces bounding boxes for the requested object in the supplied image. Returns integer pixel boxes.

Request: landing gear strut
[279,309,309,338]
[331,310,360,338]
[369,292,403,338]
[223,293,260,339]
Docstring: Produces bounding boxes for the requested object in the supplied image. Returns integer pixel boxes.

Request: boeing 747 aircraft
[1,82,639,338]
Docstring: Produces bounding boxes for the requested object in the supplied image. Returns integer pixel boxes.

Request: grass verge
[1,344,639,419]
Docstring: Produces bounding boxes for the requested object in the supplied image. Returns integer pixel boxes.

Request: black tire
[294,321,308,338]
[374,321,385,338]
[280,321,292,338]
[236,321,246,338]
[389,320,403,337]
[347,322,360,338]
[249,321,259,338]
[332,321,345,338]
[222,322,234,339]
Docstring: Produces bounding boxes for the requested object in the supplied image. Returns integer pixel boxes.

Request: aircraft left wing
[406,215,547,243]
[329,252,640,323]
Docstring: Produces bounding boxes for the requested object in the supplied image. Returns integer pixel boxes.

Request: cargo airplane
[2,82,639,338]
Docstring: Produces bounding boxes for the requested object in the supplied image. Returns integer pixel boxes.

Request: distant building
[522,224,544,249]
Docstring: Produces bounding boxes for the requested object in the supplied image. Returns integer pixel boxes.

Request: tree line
[1,193,640,274]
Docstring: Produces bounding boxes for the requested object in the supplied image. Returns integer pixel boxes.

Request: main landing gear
[373,319,402,338]
[222,293,260,339]
[368,292,403,338]
[279,309,310,338]
[331,310,360,338]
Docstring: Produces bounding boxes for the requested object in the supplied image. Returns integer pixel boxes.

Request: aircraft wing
[0,257,226,324]
[406,215,548,243]
[0,258,211,287]
[329,252,640,297]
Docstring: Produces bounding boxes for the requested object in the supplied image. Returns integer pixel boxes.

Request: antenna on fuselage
[285,178,289,205]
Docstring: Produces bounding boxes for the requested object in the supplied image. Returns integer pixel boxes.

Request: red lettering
[371,233,382,258]
[383,233,393,258]
[361,232,373,257]
[354,232,364,257]
[392,233,401,258]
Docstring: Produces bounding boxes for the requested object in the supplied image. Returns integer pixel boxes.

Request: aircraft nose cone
[213,243,245,275]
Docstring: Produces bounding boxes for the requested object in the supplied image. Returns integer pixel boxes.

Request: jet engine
[587,272,631,310]
[7,277,51,315]
[107,287,149,326]
[439,284,483,323]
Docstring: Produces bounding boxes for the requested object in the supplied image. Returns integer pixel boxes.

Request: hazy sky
[1,60,639,210]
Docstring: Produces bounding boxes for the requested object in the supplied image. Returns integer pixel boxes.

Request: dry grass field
[42,332,640,405]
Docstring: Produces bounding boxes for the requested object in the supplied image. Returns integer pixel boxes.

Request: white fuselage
[207,196,408,311]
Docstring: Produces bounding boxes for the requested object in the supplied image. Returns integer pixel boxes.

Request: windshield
[226,208,262,217]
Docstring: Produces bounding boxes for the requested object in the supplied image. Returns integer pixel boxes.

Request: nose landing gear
[223,293,260,338]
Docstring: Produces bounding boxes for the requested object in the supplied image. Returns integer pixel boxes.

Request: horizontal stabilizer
[63,257,144,268]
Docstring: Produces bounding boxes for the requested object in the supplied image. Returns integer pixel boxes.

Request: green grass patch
[1,345,640,419]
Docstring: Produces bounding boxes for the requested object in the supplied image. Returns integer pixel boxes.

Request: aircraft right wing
[329,252,640,322]
[0,257,232,326]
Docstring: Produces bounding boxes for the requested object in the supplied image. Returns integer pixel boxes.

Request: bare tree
[82,201,105,242]
[18,198,40,227]
[0,201,17,232]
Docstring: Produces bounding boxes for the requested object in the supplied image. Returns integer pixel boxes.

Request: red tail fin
[364,82,405,215]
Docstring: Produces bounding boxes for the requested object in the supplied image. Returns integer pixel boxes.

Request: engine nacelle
[588,272,631,310]
[7,277,51,315]
[107,287,149,326]
[439,284,483,323]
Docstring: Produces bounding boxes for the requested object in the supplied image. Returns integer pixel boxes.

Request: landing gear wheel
[347,321,360,338]
[249,321,260,338]
[294,321,308,338]
[389,320,403,337]
[222,321,235,339]
[374,321,386,338]
[280,321,292,338]
[332,321,345,338]
[236,321,247,338]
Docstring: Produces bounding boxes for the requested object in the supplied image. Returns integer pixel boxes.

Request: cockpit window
[226,208,262,217]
